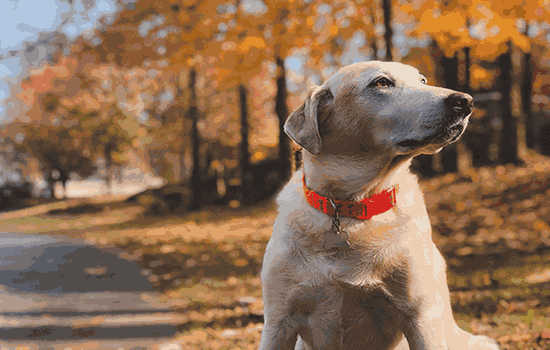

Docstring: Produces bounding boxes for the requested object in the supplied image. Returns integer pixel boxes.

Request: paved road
[0,233,181,350]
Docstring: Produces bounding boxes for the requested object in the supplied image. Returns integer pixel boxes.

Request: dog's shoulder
[263,170,331,276]
[275,169,305,211]
[273,169,334,243]
[263,171,305,269]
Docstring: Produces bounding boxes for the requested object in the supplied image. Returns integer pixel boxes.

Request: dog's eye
[371,77,394,88]
[420,76,428,84]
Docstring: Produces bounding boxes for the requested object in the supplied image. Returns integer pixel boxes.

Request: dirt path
[0,232,182,350]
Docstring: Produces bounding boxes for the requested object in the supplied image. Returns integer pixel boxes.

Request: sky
[0,0,117,119]
[0,0,61,106]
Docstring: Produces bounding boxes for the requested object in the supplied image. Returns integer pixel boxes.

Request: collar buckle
[329,198,351,246]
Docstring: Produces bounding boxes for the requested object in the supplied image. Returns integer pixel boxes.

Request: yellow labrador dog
[259,61,499,350]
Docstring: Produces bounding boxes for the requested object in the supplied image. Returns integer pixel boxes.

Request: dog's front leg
[259,246,300,350]
[394,243,455,350]
[259,300,300,350]
[401,242,499,350]
[401,306,450,350]
[259,281,302,350]
[259,319,298,350]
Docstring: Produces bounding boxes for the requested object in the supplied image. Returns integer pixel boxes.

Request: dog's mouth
[432,120,467,144]
[396,115,470,151]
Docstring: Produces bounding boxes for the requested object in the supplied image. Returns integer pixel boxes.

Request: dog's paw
[468,335,499,350]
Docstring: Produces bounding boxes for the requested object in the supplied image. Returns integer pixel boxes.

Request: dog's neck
[302,151,413,201]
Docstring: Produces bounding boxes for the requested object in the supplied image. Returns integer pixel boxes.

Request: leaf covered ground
[1,153,549,349]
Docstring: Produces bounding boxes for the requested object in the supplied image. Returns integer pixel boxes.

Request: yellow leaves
[251,151,266,162]
[16,87,36,107]
[215,68,240,88]
[470,41,499,60]
[239,36,267,52]
[486,16,528,48]
[469,24,530,60]
[490,0,528,18]
[137,126,148,138]
[222,41,237,51]
[417,10,467,36]
[533,219,550,232]
[511,34,531,52]
[411,0,536,57]
[438,12,467,32]
[398,2,415,15]
[212,34,269,86]
[470,64,493,90]
[233,258,249,267]
[524,0,550,20]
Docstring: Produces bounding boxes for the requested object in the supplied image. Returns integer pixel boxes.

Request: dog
[259,61,499,349]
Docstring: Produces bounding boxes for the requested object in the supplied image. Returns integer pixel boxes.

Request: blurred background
[0,0,549,349]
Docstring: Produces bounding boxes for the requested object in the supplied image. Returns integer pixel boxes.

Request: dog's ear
[284,86,333,155]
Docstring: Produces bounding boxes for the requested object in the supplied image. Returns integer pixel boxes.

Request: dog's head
[285,61,472,162]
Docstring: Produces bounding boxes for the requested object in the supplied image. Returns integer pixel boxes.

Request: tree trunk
[370,38,379,61]
[50,182,56,199]
[498,42,519,164]
[382,0,393,60]
[440,52,459,173]
[188,67,201,209]
[467,126,493,167]
[238,84,250,204]
[522,25,535,149]
[179,148,186,183]
[462,45,493,167]
[463,18,472,92]
[416,40,443,176]
[104,142,113,194]
[46,172,56,199]
[413,155,436,178]
[540,122,550,156]
[275,56,291,180]
[176,74,186,183]
[368,8,379,60]
[463,46,471,92]
[61,177,68,199]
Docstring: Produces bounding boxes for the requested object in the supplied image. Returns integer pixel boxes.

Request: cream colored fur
[259,61,499,350]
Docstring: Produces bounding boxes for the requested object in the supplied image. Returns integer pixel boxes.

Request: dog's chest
[297,282,405,349]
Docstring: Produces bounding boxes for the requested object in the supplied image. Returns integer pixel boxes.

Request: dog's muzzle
[396,92,474,151]
[444,92,473,124]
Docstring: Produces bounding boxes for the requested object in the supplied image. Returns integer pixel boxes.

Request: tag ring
[328,198,351,246]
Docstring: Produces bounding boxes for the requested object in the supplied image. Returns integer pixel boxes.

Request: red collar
[302,175,397,220]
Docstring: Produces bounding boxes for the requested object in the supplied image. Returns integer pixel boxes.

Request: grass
[1,153,549,349]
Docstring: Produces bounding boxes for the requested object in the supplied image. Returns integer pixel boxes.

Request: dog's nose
[445,93,473,119]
